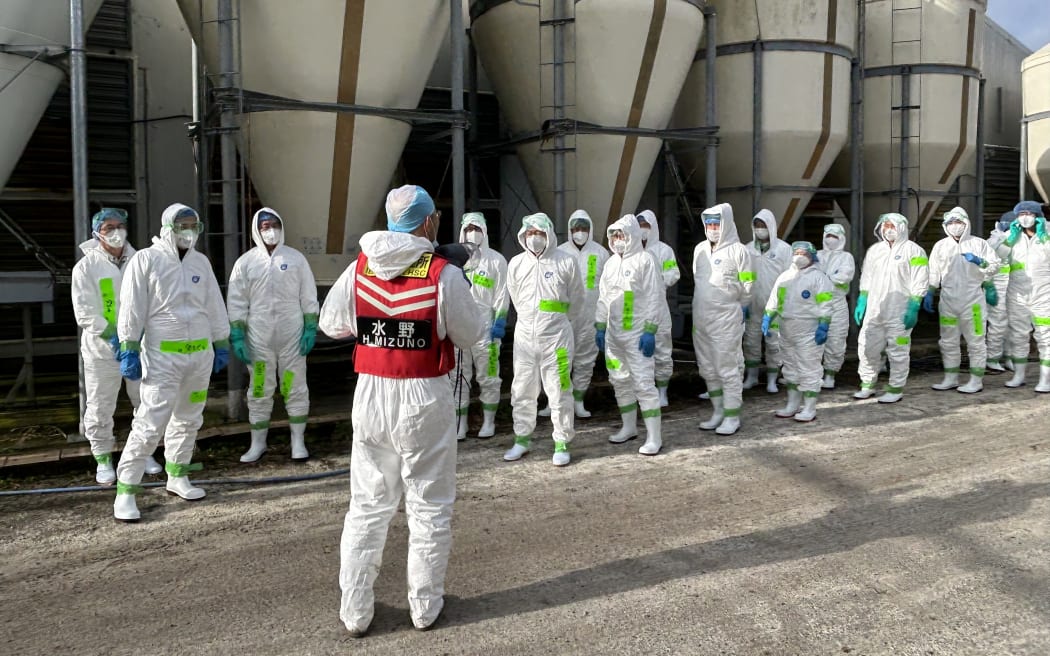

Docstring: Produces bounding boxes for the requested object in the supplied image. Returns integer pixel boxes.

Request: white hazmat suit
[637,209,678,406]
[114,204,230,518]
[227,208,319,461]
[557,209,609,416]
[320,228,481,634]
[598,214,664,455]
[454,212,509,439]
[815,224,855,389]
[1003,206,1050,390]
[692,203,754,435]
[927,207,999,393]
[504,213,585,465]
[854,213,929,403]
[743,209,792,392]
[985,215,1014,371]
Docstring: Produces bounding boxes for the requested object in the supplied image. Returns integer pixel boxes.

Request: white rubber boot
[853,385,877,399]
[552,441,570,466]
[537,406,551,418]
[793,395,817,422]
[639,414,662,455]
[986,359,1005,373]
[609,408,638,443]
[698,391,710,400]
[775,389,802,418]
[742,367,760,390]
[478,410,496,438]
[957,375,983,394]
[766,371,779,394]
[290,422,309,460]
[877,390,903,404]
[658,386,669,408]
[931,372,960,390]
[456,414,467,441]
[165,463,205,500]
[700,395,724,430]
[715,415,740,436]
[113,485,140,522]
[1035,365,1050,393]
[240,428,268,463]
[503,437,531,461]
[1004,359,1015,372]
[574,400,592,418]
[1005,362,1027,388]
[821,373,835,390]
[95,454,116,485]
[144,454,163,475]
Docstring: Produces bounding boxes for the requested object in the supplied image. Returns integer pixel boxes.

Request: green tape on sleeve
[622,291,634,330]
[189,390,208,403]
[98,278,117,324]
[738,271,756,282]
[280,370,295,398]
[556,348,571,391]
[252,361,267,398]
[662,259,677,272]
[586,255,598,289]
[909,256,929,267]
[815,292,834,304]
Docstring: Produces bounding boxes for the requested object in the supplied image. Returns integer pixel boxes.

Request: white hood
[822,223,848,252]
[516,212,558,259]
[153,203,200,256]
[703,203,741,252]
[636,209,661,246]
[568,208,595,245]
[941,206,972,240]
[359,230,434,281]
[750,209,783,252]
[250,206,286,250]
[606,213,645,258]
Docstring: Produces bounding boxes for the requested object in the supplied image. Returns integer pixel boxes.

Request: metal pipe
[752,41,762,217]
[70,0,89,443]
[849,0,865,265]
[467,29,480,210]
[1020,120,1029,199]
[451,0,466,223]
[975,77,986,235]
[552,0,567,232]
[704,7,717,209]
[898,70,911,215]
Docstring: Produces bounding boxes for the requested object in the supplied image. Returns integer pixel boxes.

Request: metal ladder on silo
[539,0,576,232]
[889,0,923,216]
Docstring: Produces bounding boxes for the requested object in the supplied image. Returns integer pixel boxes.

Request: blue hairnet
[255,208,282,228]
[1014,200,1044,218]
[91,207,128,233]
[791,240,818,262]
[998,211,1016,232]
[386,185,435,233]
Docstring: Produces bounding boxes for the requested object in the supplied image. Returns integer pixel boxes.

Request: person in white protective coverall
[503,212,585,466]
[1001,201,1050,390]
[692,203,754,435]
[852,213,929,403]
[922,207,1000,394]
[984,211,1015,373]
[762,241,833,421]
[113,204,231,522]
[815,224,855,389]
[636,209,678,406]
[319,185,481,636]
[227,207,319,463]
[598,215,664,455]
[743,209,792,393]
[540,209,609,418]
[72,208,161,484]
[453,212,509,439]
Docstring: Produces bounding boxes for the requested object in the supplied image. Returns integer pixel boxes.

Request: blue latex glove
[742,305,750,322]
[1038,217,1049,243]
[595,327,606,352]
[854,292,868,326]
[761,314,773,337]
[922,289,935,314]
[490,317,506,340]
[119,349,141,381]
[814,322,829,346]
[962,253,984,267]
[639,332,656,357]
[299,313,319,356]
[1005,220,1022,246]
[902,297,921,330]
[230,323,251,363]
[983,281,999,307]
[108,333,121,360]
[213,346,230,373]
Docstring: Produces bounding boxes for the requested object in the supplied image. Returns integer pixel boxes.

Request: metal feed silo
[470,0,704,235]
[0,0,104,193]
[177,0,450,284]
[672,0,857,239]
[1023,43,1050,204]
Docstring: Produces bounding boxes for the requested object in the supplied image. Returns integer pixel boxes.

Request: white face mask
[882,228,898,243]
[793,254,811,269]
[526,234,546,254]
[706,228,720,244]
[176,229,198,250]
[571,231,588,246]
[823,235,839,250]
[261,228,280,245]
[610,238,626,254]
[639,228,651,242]
[99,228,126,249]
[945,222,966,238]
[753,227,769,240]
[463,231,484,246]
[1019,214,1036,229]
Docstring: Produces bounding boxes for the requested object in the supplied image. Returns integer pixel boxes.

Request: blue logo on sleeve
[191,275,200,283]
[801,289,811,299]
[280,263,288,271]
[544,271,554,279]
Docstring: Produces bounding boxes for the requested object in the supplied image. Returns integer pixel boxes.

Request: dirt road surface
[2,369,1049,655]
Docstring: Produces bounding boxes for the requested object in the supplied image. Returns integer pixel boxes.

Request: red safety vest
[352,252,455,378]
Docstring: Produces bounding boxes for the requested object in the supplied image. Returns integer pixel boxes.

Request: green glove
[299,313,319,356]
[853,291,868,326]
[902,296,921,330]
[983,281,998,307]
[230,322,251,363]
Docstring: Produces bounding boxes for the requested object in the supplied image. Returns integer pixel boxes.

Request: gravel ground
[2,368,1049,656]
